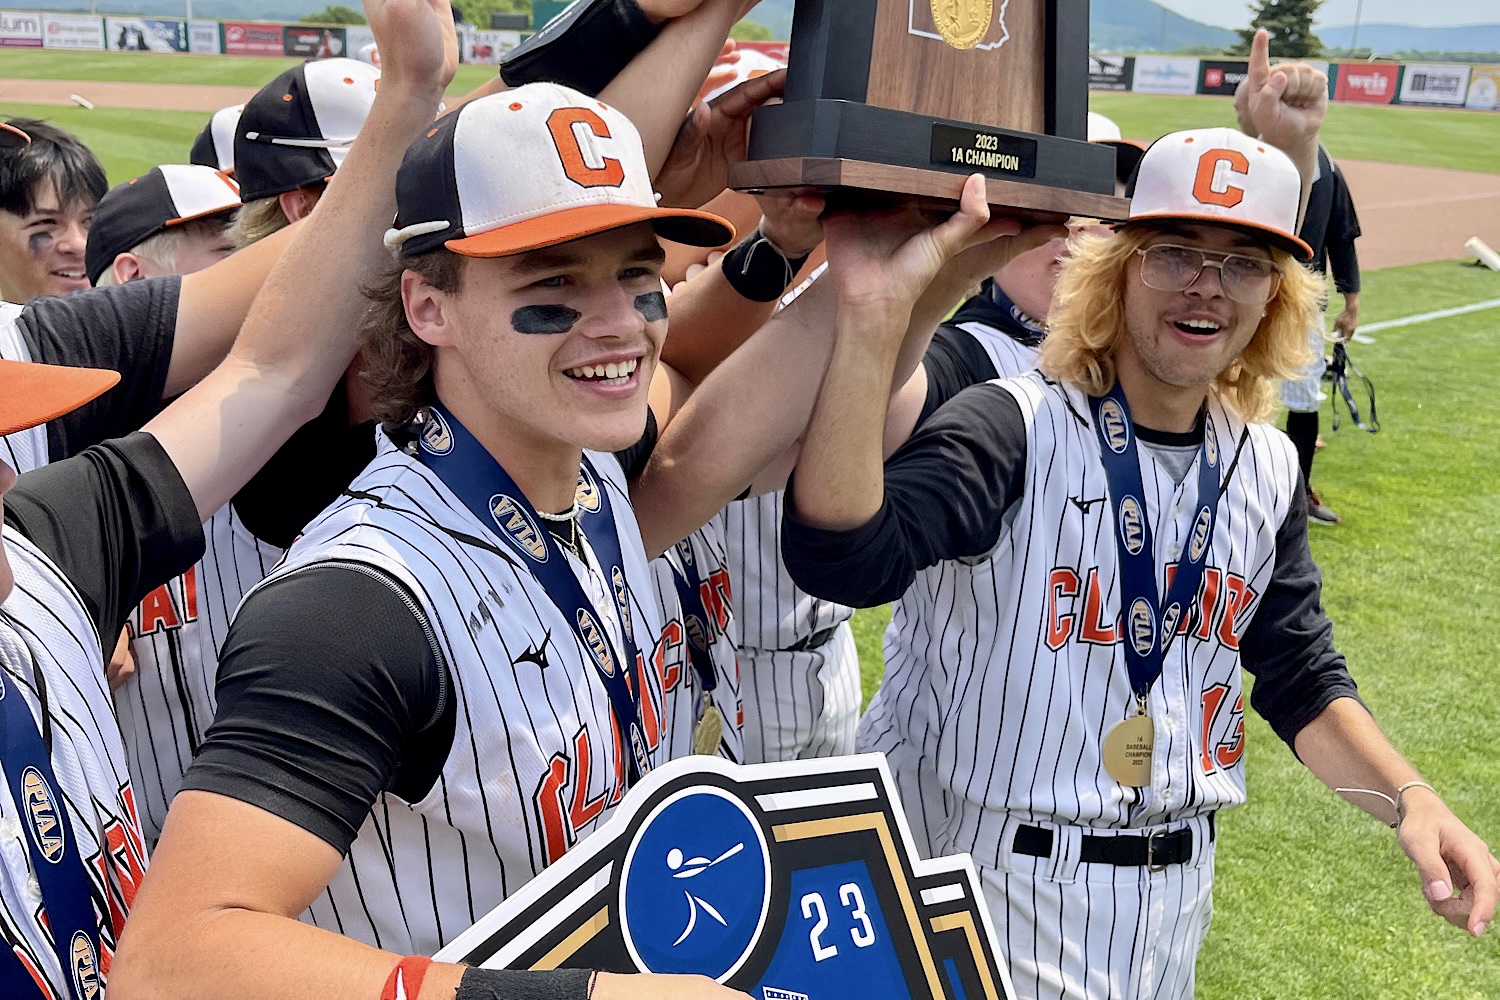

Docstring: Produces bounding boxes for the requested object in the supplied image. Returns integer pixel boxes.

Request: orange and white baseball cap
[1127,127,1312,261]
[385,84,734,259]
[0,360,117,438]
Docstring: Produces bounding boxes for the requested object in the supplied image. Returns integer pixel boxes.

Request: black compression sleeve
[18,277,180,461]
[782,383,1028,607]
[920,323,1001,426]
[614,407,659,481]
[1239,475,1361,749]
[182,565,454,853]
[4,432,203,650]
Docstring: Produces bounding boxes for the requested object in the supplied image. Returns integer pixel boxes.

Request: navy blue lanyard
[1089,383,1221,703]
[0,654,102,1000]
[665,542,717,696]
[415,404,651,784]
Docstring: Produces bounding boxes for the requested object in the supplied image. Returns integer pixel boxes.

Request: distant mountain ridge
[1318,23,1500,55]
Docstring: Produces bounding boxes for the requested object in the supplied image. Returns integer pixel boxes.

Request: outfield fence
[1,7,1495,109]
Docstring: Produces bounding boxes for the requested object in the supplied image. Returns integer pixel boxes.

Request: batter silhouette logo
[621,788,771,978]
[437,755,1017,1000]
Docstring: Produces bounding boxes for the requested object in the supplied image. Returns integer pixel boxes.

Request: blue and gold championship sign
[436,755,1017,1000]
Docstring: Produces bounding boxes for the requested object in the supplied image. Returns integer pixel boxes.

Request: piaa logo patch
[419,409,454,456]
[22,767,65,863]
[1100,399,1130,453]
[491,495,548,562]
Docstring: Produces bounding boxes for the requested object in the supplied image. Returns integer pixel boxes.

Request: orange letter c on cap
[547,108,626,189]
[1192,148,1249,208]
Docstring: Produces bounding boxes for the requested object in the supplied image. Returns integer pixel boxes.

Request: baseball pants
[739,621,861,762]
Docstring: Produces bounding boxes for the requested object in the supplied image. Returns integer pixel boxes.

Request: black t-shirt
[4,432,205,651]
[185,411,662,853]
[15,278,181,462]
[780,381,1358,748]
[920,280,1047,426]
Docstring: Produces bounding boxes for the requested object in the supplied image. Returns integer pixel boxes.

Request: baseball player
[780,38,1497,1000]
[87,164,240,287]
[0,0,450,991]
[0,117,106,301]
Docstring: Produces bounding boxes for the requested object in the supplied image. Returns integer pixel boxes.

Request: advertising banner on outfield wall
[106,17,186,52]
[1089,55,1134,91]
[462,29,520,64]
[1,10,43,47]
[1197,59,1249,96]
[223,21,284,55]
[1132,56,1199,95]
[1334,62,1398,104]
[284,25,345,57]
[43,14,104,50]
[1399,63,1470,105]
[188,19,219,54]
[1466,67,1500,109]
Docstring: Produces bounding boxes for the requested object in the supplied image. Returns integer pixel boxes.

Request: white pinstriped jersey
[114,505,285,843]
[0,532,148,996]
[253,431,674,954]
[648,514,744,763]
[862,373,1298,857]
[952,319,1042,382]
[0,306,48,475]
[724,490,852,650]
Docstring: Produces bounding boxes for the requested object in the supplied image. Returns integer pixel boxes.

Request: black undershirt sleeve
[182,565,455,853]
[782,383,1029,607]
[17,277,181,461]
[1238,475,1362,749]
[3,432,204,650]
[614,406,659,482]
[920,324,1001,426]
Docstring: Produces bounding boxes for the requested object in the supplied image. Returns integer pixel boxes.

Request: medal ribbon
[664,542,717,698]
[416,404,651,784]
[1089,382,1221,704]
[0,663,102,1000]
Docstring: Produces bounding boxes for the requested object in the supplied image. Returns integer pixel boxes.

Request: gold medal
[1103,703,1155,787]
[692,693,724,756]
[931,0,993,50]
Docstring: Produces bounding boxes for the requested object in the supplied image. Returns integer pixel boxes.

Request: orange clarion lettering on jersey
[1045,568,1080,651]
[1199,683,1246,774]
[546,108,626,188]
[1044,564,1253,653]
[132,565,199,637]
[1192,148,1249,208]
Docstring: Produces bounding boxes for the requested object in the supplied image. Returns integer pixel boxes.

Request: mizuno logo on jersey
[22,766,65,862]
[1046,565,1257,653]
[516,631,552,670]
[1098,398,1130,453]
[490,494,549,562]
[1069,495,1105,514]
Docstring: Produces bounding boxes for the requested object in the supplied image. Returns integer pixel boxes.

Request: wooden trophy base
[729,99,1131,222]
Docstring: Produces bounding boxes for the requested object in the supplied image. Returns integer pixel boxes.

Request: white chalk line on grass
[1354,297,1500,334]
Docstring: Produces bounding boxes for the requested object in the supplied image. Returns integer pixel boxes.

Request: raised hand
[363,0,458,96]
[1234,28,1327,152]
[822,174,1020,325]
[655,68,787,209]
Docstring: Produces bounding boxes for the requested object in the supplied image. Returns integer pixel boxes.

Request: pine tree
[1230,0,1324,58]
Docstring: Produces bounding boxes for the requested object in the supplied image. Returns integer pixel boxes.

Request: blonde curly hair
[1039,225,1323,422]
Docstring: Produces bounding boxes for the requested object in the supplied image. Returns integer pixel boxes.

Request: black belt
[783,625,839,653]
[1013,816,1215,871]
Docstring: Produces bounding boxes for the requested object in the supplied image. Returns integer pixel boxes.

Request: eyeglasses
[1134,243,1281,305]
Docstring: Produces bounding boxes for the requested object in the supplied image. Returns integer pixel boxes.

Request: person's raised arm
[1235,28,1327,226]
[141,0,453,524]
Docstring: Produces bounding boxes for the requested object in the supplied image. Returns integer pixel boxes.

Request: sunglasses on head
[0,122,32,149]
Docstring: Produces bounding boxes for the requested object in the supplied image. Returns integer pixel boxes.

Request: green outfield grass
[850,258,1500,998]
[0,48,305,86]
[1090,91,1500,175]
[2,102,211,184]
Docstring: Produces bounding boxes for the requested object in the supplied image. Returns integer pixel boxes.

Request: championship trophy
[727,0,1129,220]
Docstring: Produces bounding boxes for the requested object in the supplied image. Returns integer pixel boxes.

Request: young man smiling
[0,118,106,301]
[780,39,1497,1000]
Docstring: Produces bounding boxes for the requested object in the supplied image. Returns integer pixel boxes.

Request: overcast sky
[1154,0,1499,29]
